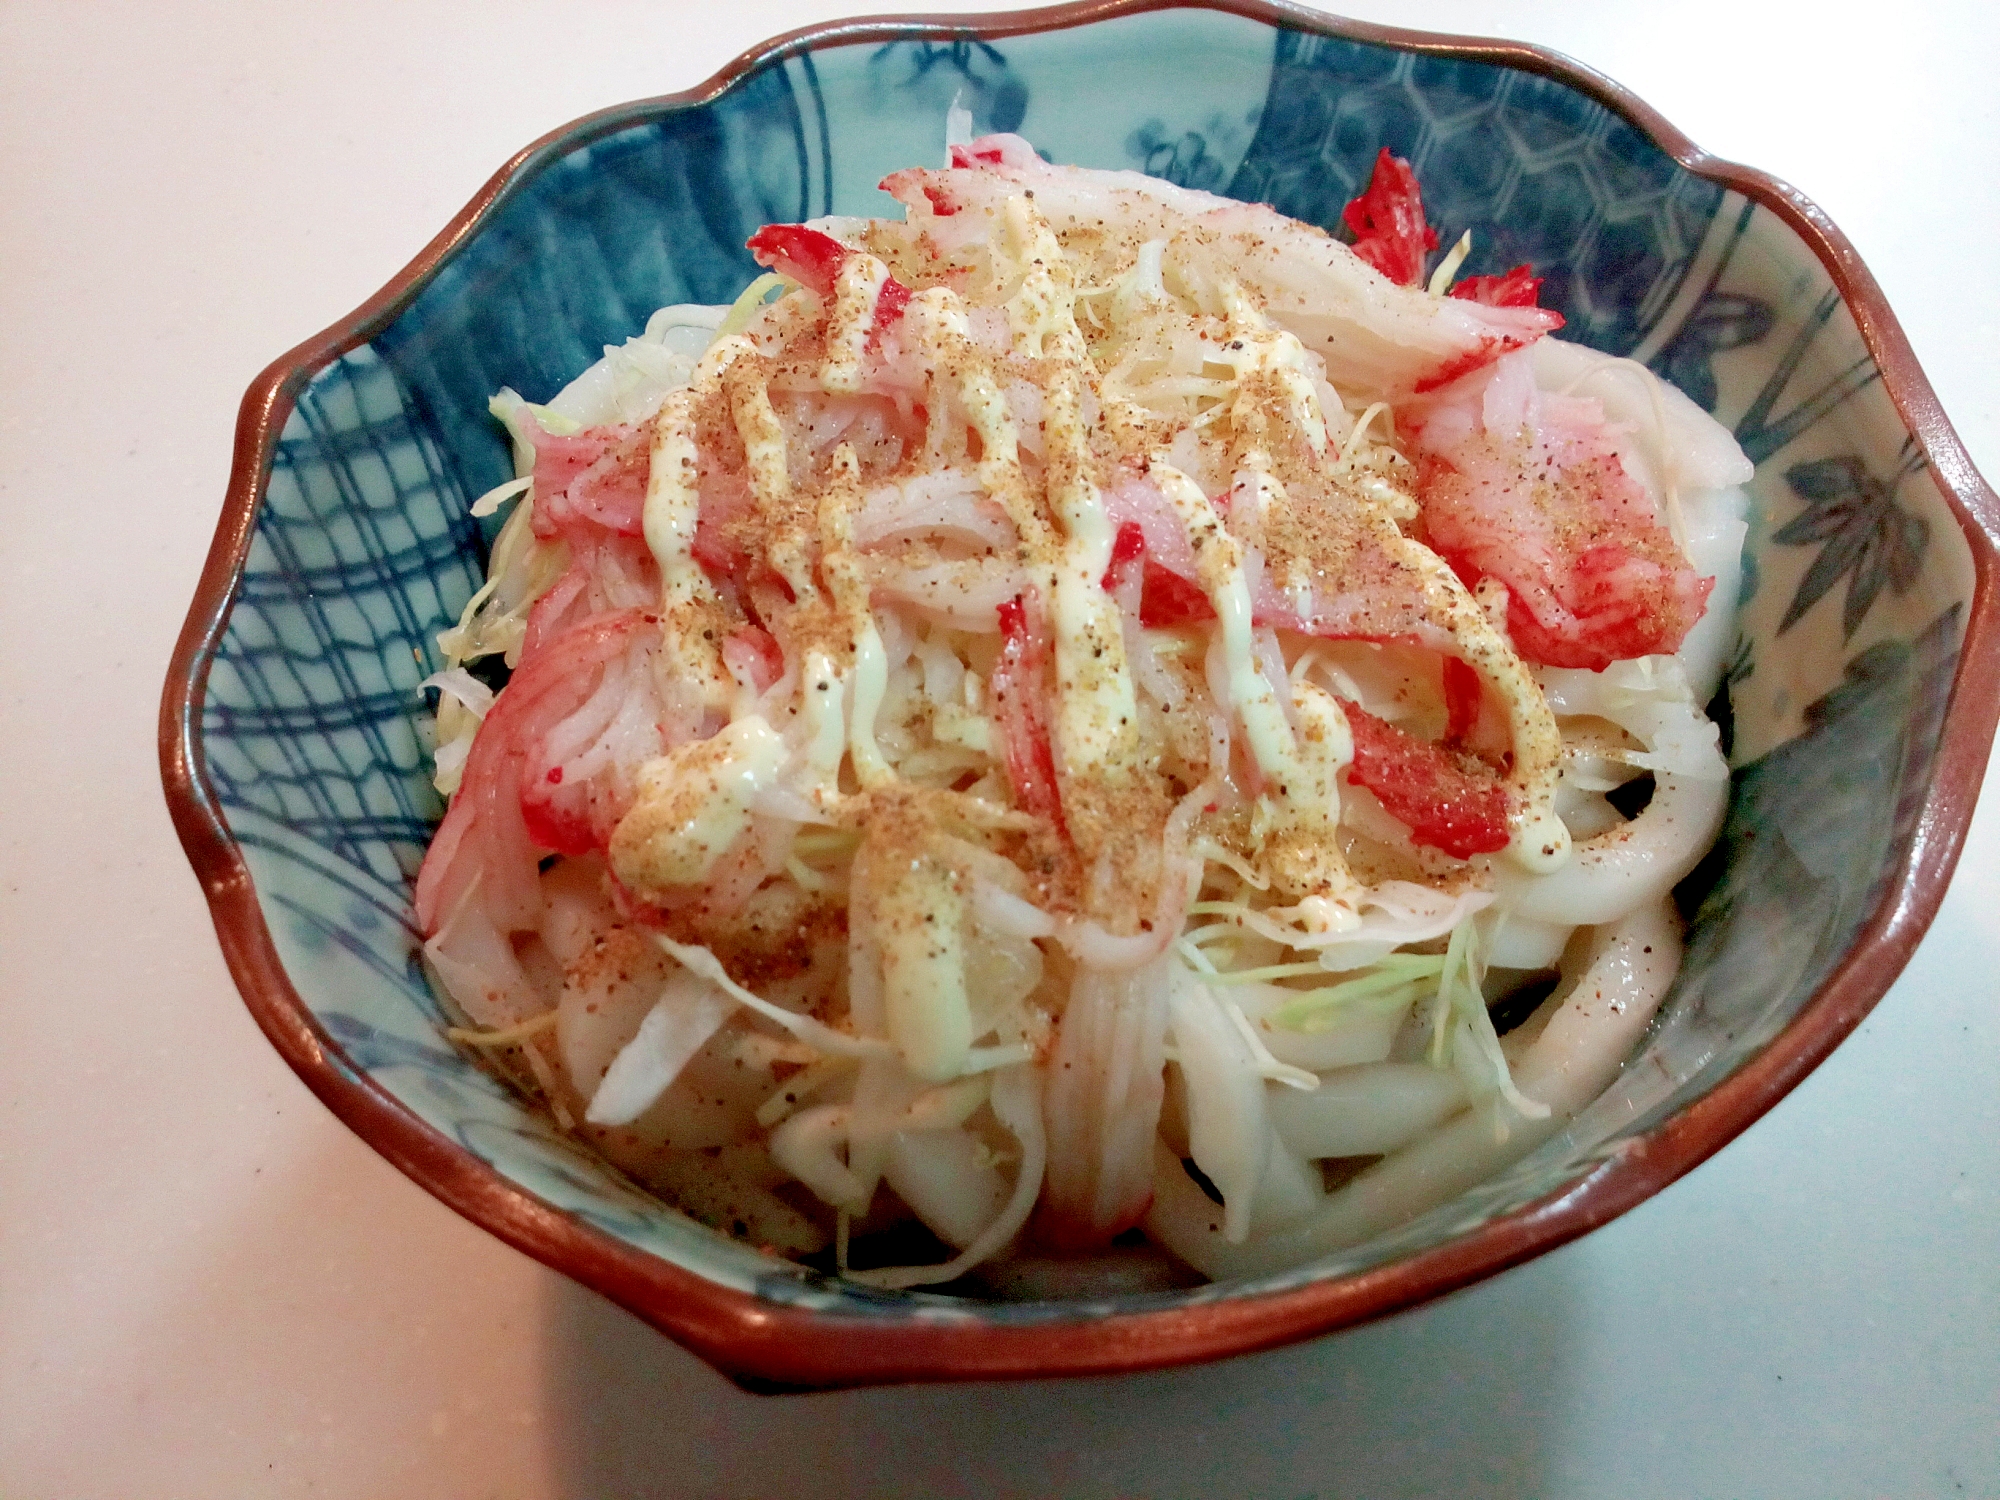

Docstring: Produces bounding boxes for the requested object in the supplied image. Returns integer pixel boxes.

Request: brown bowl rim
[159,0,2000,1391]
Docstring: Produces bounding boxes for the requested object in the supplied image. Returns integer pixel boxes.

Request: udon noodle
[414,132,1751,1292]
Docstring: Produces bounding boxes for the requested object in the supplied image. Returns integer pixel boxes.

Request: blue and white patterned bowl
[162,0,2000,1389]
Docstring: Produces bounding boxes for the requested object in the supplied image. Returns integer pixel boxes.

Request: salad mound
[414,134,1751,1290]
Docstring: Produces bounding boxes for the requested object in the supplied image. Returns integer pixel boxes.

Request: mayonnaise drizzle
[621,185,1574,1020]
[876,857,975,1081]
[1152,459,1357,901]
[609,715,788,894]
[642,343,742,711]
[1046,362,1139,774]
[815,445,894,790]
[821,252,893,396]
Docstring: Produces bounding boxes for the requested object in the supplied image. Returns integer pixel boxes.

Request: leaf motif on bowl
[1731,287,1882,465]
[1126,116,1246,192]
[1655,291,1776,413]
[868,39,1028,136]
[1774,444,1932,639]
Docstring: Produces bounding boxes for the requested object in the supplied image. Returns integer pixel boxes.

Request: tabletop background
[4,2,1996,1496]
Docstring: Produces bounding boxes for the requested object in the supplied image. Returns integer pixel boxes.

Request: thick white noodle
[1167,966,1278,1242]
[848,1064,1048,1289]
[1267,1062,1470,1158]
[1493,770,1725,927]
[884,1128,1011,1248]
[1494,662,1729,929]
[769,1103,871,1210]
[971,880,1059,940]
[1228,980,1409,1071]
[1673,488,1750,705]
[1145,898,1681,1279]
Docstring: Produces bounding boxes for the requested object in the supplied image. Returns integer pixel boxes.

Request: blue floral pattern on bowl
[176,2,1989,1366]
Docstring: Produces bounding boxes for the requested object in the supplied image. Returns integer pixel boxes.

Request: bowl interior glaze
[166,0,1998,1388]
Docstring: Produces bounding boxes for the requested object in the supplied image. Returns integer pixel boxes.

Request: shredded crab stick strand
[412,134,1748,1290]
[880,137,1563,399]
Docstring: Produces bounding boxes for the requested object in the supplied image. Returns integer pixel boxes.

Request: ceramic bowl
[162,0,2000,1390]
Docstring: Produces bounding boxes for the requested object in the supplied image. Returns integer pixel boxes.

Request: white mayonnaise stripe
[725,357,813,598]
[1046,362,1140,773]
[644,341,749,709]
[1150,458,1358,903]
[821,251,892,396]
[877,859,975,1082]
[1385,534,1570,872]
[816,445,893,790]
[1000,196,1087,364]
[1217,280,1329,459]
[797,649,849,807]
[906,289,1052,560]
[1149,461,1296,778]
[608,715,790,894]
[904,248,1146,782]
[1212,281,1563,873]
